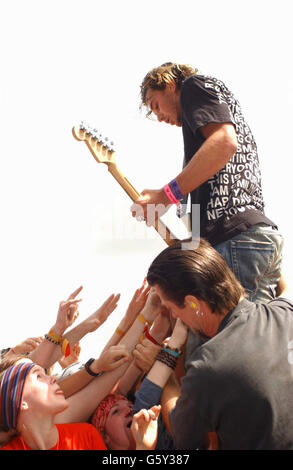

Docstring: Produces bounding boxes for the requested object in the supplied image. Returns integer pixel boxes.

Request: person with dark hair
[131,62,284,305]
[146,238,293,450]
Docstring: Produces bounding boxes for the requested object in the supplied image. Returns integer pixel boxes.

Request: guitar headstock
[72,122,116,165]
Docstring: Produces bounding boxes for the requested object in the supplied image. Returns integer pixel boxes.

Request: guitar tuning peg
[91,128,99,139]
[80,121,86,130]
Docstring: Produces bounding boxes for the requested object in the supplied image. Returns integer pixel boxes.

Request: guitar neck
[107,163,178,246]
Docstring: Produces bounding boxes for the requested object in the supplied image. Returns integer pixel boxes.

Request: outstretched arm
[117,311,171,396]
[101,279,150,353]
[55,289,162,424]
[29,286,83,367]
[29,289,120,369]
[58,344,131,398]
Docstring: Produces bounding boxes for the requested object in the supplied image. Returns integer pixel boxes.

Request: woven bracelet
[156,349,178,370]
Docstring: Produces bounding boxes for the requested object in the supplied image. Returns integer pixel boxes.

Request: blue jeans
[214,223,284,304]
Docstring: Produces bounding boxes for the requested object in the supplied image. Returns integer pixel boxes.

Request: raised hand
[167,318,188,349]
[141,287,163,323]
[58,341,81,369]
[11,336,43,355]
[124,279,151,326]
[91,345,131,373]
[133,338,161,374]
[131,405,161,450]
[84,293,121,333]
[55,286,83,334]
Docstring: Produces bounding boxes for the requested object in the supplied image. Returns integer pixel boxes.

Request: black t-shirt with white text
[180,75,276,245]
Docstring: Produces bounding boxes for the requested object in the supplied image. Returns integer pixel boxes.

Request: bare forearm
[55,362,131,423]
[56,309,155,423]
[101,316,134,352]
[117,361,144,396]
[176,131,237,196]
[29,321,89,369]
[160,376,181,436]
[58,369,93,398]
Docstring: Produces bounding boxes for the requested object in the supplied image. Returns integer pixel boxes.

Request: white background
[0,0,292,367]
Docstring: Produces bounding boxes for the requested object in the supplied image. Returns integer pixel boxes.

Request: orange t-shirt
[1,422,107,450]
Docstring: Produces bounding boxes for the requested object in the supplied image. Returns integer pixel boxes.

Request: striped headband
[0,361,35,431]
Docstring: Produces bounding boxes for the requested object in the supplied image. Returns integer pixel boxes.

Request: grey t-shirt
[170,298,293,450]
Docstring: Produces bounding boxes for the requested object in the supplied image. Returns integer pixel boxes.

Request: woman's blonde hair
[140,62,197,115]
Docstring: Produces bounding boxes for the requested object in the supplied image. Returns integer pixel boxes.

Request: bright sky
[0,0,292,366]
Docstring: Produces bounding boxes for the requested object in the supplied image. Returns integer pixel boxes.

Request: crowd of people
[1,237,293,451]
[1,62,292,450]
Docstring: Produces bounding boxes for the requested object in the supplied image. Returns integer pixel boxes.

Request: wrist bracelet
[137,312,152,327]
[162,346,181,358]
[168,179,184,201]
[144,325,160,346]
[45,334,61,346]
[163,184,179,204]
[84,358,104,377]
[164,343,182,356]
[156,349,178,370]
[116,327,125,337]
[46,329,63,345]
[61,338,71,357]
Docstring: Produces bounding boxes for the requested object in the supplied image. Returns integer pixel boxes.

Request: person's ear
[185,295,200,309]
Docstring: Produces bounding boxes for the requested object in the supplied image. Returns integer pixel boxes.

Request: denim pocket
[229,239,275,295]
[214,227,283,302]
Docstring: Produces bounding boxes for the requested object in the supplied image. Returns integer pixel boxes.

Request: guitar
[72,122,179,246]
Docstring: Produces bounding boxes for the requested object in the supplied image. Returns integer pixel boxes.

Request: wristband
[163,184,179,204]
[84,358,104,377]
[115,327,125,337]
[162,346,181,358]
[45,334,61,346]
[137,312,152,327]
[143,325,160,346]
[168,179,184,201]
[47,329,63,344]
[61,338,71,357]
[156,349,178,370]
[164,343,182,356]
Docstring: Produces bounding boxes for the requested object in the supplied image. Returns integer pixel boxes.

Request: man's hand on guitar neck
[131,188,171,226]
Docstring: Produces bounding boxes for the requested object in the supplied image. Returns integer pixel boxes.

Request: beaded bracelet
[156,349,178,370]
[47,329,62,344]
[44,334,61,346]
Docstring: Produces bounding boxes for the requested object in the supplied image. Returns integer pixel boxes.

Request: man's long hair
[147,238,245,315]
[140,62,197,116]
